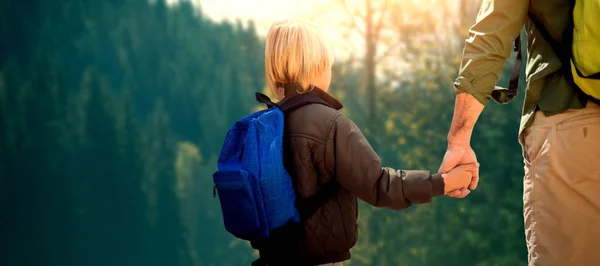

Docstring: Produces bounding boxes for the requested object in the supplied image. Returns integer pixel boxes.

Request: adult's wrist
[447,131,472,147]
[447,93,481,147]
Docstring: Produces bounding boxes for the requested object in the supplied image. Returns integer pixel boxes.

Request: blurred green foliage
[0,0,528,265]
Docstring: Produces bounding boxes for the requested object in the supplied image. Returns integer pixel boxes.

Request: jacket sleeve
[327,114,445,210]
[454,0,528,105]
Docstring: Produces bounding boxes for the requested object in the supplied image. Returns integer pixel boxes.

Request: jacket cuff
[402,170,437,205]
[453,77,492,106]
[430,173,445,197]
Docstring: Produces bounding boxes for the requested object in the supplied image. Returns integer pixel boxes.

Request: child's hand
[441,163,479,195]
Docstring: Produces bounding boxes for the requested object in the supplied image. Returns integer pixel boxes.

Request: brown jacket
[251,84,445,266]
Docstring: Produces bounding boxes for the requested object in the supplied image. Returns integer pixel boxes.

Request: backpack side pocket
[213,170,262,240]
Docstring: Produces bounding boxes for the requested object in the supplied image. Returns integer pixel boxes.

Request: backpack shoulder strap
[278,93,338,220]
[255,92,277,108]
[500,8,575,103]
[508,35,523,99]
[254,92,333,113]
[527,10,573,65]
[253,92,338,220]
[491,35,523,104]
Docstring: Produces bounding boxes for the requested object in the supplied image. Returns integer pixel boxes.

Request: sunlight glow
[168,0,476,82]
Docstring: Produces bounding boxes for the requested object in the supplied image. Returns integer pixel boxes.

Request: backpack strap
[255,93,278,108]
[254,92,333,113]
[527,10,574,67]
[503,9,578,102]
[254,92,339,220]
[494,35,523,103]
[525,9,600,105]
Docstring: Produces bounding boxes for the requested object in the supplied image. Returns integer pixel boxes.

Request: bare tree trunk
[365,0,377,125]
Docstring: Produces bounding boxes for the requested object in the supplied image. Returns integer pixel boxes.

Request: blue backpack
[213,92,332,241]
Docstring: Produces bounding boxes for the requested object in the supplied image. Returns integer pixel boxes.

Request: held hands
[441,163,479,195]
[439,145,479,198]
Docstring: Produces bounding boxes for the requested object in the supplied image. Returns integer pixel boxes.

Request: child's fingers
[457,188,471,198]
[465,162,480,190]
[469,170,479,190]
[447,188,470,198]
[446,190,461,197]
[462,162,479,190]
[446,188,470,198]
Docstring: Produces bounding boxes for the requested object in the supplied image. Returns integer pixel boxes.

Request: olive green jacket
[454,0,588,134]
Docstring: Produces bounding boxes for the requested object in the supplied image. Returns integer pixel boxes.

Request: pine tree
[141,99,191,266]
[68,68,123,266]
[109,84,149,265]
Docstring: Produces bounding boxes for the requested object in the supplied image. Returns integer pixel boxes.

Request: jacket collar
[280,83,343,110]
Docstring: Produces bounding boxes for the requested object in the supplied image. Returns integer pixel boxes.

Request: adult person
[438,1,600,265]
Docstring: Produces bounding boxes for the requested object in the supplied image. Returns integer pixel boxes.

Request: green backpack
[570,0,600,99]
[495,1,600,103]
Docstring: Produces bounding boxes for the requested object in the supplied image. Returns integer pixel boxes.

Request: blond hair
[265,20,334,99]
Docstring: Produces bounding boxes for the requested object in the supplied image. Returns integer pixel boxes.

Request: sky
[196,0,305,21]
[181,0,314,35]
[167,0,469,71]
[189,0,465,31]
[171,0,465,44]
[167,0,356,57]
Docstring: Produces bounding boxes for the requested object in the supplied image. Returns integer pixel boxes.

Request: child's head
[265,20,334,99]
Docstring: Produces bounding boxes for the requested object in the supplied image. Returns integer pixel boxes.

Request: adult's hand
[441,92,485,198]
[439,144,479,198]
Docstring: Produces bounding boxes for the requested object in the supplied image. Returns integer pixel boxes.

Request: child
[251,20,476,266]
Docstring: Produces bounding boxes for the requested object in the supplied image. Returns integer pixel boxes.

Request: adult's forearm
[446,0,528,148]
[447,93,485,146]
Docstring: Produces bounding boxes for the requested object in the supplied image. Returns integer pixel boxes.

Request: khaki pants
[520,101,600,266]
